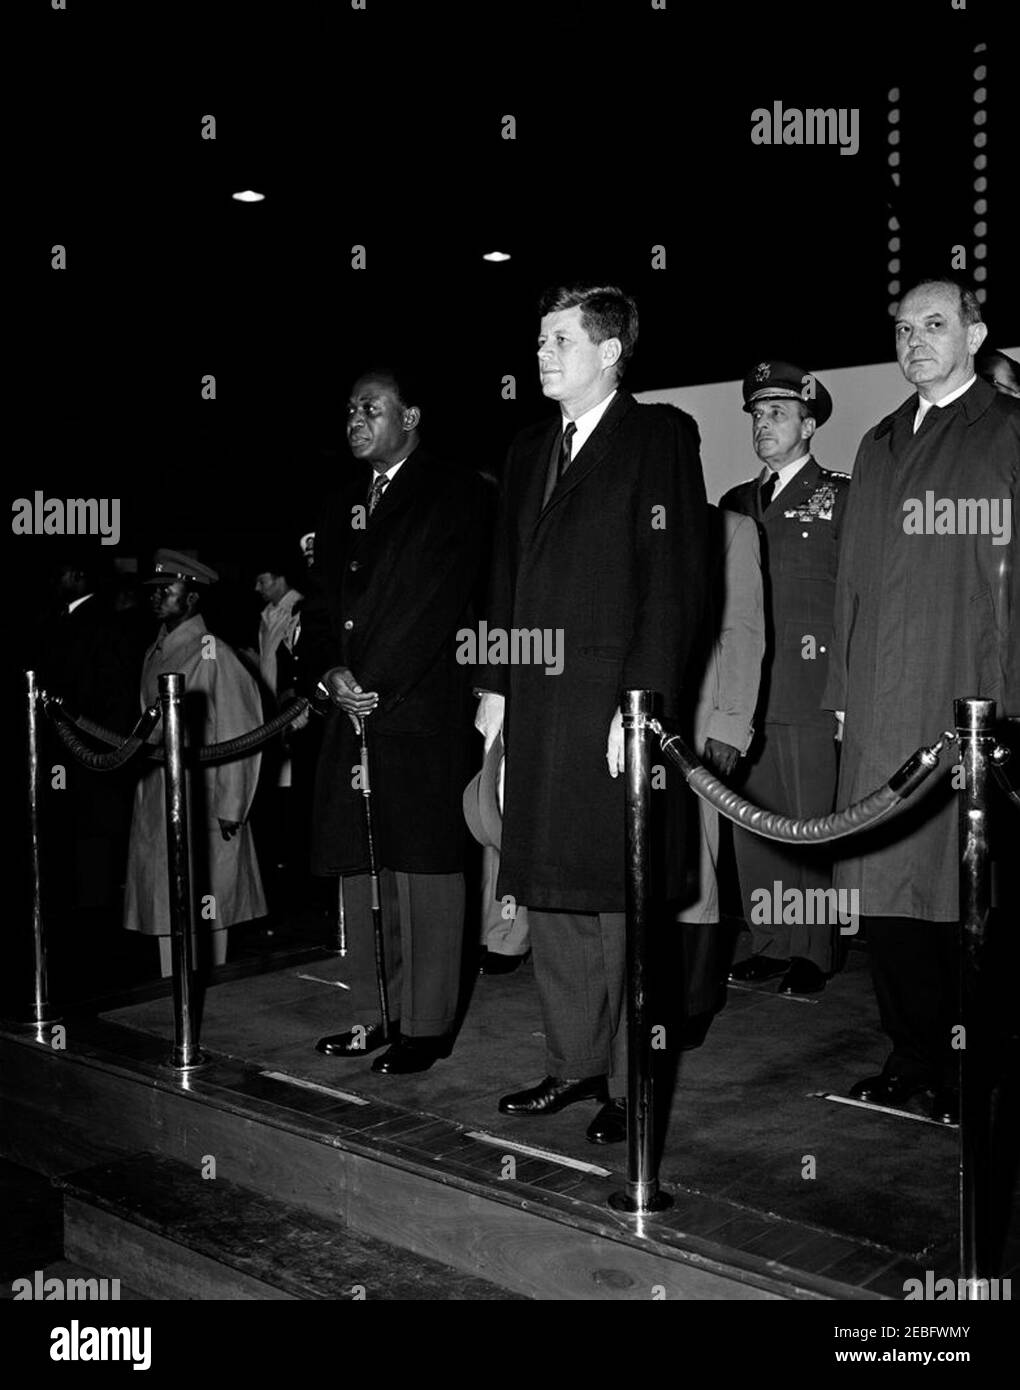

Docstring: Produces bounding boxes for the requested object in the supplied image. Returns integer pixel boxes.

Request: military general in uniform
[721,362,850,996]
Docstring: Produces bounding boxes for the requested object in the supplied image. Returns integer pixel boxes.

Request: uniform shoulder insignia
[818,466,851,481]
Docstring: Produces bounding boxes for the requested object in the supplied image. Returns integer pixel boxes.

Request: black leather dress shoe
[315,1020,398,1057]
[479,949,530,976]
[848,1073,924,1107]
[728,954,791,984]
[371,1034,454,1075]
[929,1086,959,1125]
[498,1074,609,1116]
[586,1099,627,1145]
[778,959,827,995]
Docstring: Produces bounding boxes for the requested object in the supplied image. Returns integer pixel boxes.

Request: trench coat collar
[148,612,207,662]
[531,389,636,530]
[874,374,997,454]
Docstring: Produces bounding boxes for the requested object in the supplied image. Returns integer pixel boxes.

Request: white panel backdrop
[636,347,1020,504]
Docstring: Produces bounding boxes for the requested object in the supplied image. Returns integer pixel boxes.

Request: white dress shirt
[563,389,617,459]
[761,452,811,501]
[372,455,409,488]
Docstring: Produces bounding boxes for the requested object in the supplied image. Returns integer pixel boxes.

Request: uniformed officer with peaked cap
[721,360,850,995]
[143,548,220,586]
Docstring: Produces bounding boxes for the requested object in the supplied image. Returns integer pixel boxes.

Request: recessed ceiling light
[232,190,266,203]
[482,250,511,262]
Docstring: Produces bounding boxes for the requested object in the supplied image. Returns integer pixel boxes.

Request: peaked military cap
[144,548,219,585]
[742,359,833,427]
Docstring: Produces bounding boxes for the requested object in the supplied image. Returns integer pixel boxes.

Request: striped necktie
[367,474,390,516]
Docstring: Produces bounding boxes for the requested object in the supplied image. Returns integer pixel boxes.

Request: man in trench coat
[123,551,267,977]
[477,284,709,1143]
[822,277,1019,1124]
[304,368,488,1075]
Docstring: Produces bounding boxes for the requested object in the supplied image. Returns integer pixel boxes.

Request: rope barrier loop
[649,718,957,845]
[39,685,310,769]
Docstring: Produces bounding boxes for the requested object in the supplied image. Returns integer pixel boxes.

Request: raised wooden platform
[0,1016,946,1301]
[59,1153,519,1301]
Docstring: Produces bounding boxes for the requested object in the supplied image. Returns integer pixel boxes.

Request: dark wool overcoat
[822,376,1019,921]
[484,390,710,913]
[301,447,489,876]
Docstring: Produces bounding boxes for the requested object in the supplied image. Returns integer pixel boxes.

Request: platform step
[57,1153,525,1301]
[3,1022,934,1300]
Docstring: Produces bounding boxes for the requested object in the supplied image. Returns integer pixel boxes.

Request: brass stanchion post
[159,673,204,1072]
[955,695,995,1293]
[610,690,672,1215]
[23,670,58,1034]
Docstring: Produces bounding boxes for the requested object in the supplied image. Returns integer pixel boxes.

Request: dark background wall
[15,0,1018,635]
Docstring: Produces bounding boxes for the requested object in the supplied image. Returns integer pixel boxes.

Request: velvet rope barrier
[651,718,957,843]
[41,691,309,766]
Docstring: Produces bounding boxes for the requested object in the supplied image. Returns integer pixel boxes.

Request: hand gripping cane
[358,711,393,1041]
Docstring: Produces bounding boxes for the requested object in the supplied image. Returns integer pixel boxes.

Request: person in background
[976,346,1020,399]
[670,504,765,1046]
[250,548,308,910]
[123,549,267,976]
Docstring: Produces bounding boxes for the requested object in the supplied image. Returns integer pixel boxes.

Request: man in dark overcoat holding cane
[477,285,709,1142]
[304,368,488,1074]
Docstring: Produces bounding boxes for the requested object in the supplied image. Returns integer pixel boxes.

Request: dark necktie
[367,474,390,516]
[759,472,777,513]
[557,422,577,483]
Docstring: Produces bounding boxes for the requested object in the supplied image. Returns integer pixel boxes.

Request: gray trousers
[528,909,627,1096]
[733,721,838,969]
[479,845,531,955]
[342,870,465,1037]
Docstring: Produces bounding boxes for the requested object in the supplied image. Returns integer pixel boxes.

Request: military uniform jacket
[720,456,850,727]
[821,377,1019,921]
[300,447,489,875]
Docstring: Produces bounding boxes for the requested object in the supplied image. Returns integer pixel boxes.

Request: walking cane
[335,877,347,957]
[317,678,349,958]
[358,710,393,1041]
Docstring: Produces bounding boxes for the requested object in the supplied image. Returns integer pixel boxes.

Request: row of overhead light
[243,64,993,291]
[886,86,901,315]
[888,45,991,316]
[971,44,988,304]
[231,189,511,262]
